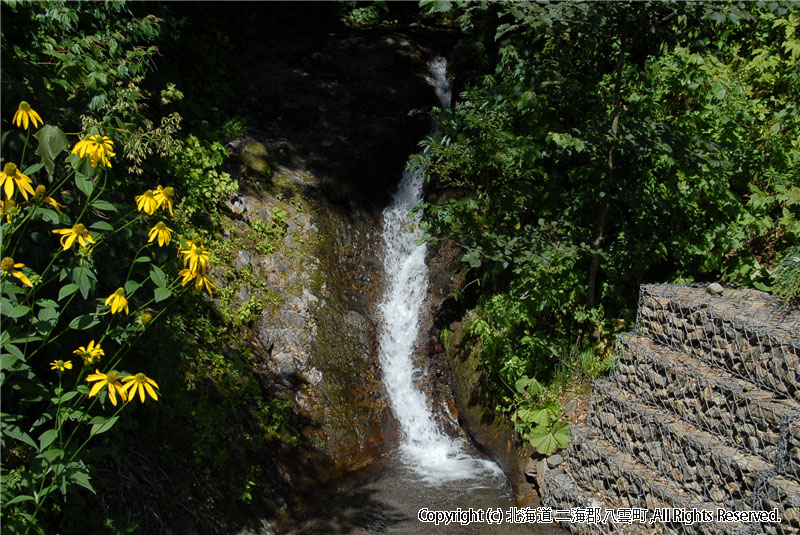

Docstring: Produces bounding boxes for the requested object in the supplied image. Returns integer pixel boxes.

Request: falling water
[377,57,502,485]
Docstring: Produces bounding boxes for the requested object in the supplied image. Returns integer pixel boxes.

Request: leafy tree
[418,1,800,451]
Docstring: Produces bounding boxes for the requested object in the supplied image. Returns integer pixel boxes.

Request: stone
[524,457,538,479]
[784,507,798,523]
[563,399,578,420]
[236,286,251,303]
[305,367,323,385]
[536,458,549,496]
[234,249,251,270]
[242,142,272,177]
[547,454,564,469]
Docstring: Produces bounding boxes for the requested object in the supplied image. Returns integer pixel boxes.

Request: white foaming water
[378,57,502,486]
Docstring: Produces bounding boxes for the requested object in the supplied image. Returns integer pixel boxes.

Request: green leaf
[517,407,537,423]
[462,248,482,268]
[69,315,100,330]
[124,280,141,294]
[37,306,58,322]
[527,425,558,455]
[37,207,61,225]
[41,448,65,463]
[23,162,45,176]
[52,390,79,404]
[34,306,59,334]
[38,429,58,451]
[89,221,114,231]
[552,420,570,449]
[530,407,553,427]
[2,341,24,361]
[90,199,117,212]
[150,265,166,288]
[89,94,107,110]
[3,304,31,319]
[1,353,22,371]
[4,494,35,506]
[753,281,771,292]
[34,125,69,177]
[154,287,171,303]
[72,266,95,299]
[514,376,530,394]
[67,152,93,174]
[89,415,118,436]
[68,469,95,493]
[58,283,79,301]
[133,256,152,264]
[75,173,95,198]
[1,422,37,449]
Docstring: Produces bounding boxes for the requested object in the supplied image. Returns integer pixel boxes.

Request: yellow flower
[1,199,19,223]
[153,185,175,216]
[71,134,115,168]
[1,163,35,201]
[86,370,127,406]
[73,340,105,366]
[12,101,43,130]
[121,372,159,403]
[105,288,129,315]
[138,312,153,326]
[135,190,158,215]
[34,185,62,213]
[50,360,73,372]
[147,221,173,247]
[52,223,96,251]
[178,265,216,297]
[179,240,210,274]
[1,257,33,288]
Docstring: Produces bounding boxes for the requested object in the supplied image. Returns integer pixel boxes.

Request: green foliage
[418,1,799,449]
[1,3,259,531]
[1,1,184,176]
[773,246,800,302]
[0,108,189,535]
[340,1,395,27]
[511,376,569,455]
[168,134,238,221]
[249,207,287,256]
[217,117,249,140]
[2,1,162,112]
[574,347,614,382]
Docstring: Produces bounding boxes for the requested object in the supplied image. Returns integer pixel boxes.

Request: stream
[277,58,563,535]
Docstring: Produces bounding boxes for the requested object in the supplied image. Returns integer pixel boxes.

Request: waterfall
[377,57,502,485]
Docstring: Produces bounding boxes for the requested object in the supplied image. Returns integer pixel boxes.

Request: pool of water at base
[276,451,566,535]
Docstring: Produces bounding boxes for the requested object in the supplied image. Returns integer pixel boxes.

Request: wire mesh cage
[543,284,800,535]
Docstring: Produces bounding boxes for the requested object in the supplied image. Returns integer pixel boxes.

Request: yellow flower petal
[144,383,158,401]
[12,270,33,288]
[88,381,105,398]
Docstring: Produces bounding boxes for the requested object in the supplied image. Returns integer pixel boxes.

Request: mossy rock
[242,142,272,178]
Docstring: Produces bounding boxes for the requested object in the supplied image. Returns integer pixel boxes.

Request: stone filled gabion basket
[636,284,800,402]
[542,283,800,535]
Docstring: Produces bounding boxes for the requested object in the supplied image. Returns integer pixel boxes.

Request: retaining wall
[543,284,800,535]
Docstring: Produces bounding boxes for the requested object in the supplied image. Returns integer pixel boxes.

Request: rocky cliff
[216,21,462,500]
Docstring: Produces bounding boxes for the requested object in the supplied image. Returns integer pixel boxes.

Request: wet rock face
[219,20,460,490]
[224,162,392,486]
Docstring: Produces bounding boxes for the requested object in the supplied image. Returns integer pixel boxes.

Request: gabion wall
[543,284,800,535]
